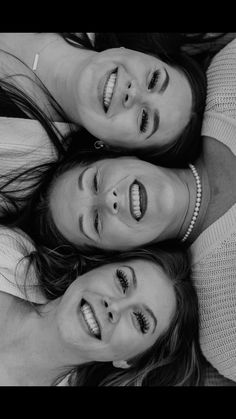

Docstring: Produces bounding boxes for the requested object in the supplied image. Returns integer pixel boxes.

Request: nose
[103,297,127,324]
[98,188,119,215]
[123,79,142,109]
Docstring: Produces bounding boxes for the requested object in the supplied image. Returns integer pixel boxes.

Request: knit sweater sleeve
[201,38,236,154]
[203,362,236,386]
[0,227,47,304]
[191,38,236,382]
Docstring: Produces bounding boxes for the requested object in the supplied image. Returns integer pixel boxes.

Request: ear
[112,360,131,369]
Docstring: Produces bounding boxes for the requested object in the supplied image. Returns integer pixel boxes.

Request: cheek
[111,328,156,361]
[102,222,134,249]
[110,325,138,360]
[98,114,135,143]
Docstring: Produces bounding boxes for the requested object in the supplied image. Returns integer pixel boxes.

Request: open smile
[129,180,147,222]
[80,298,102,340]
[103,67,118,112]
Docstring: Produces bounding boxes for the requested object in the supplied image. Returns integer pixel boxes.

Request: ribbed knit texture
[191,39,236,381]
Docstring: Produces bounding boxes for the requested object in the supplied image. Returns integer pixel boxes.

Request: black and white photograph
[0,32,235,387]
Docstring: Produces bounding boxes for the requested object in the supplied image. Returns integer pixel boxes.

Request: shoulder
[0,227,46,304]
[204,362,236,386]
[207,38,236,84]
[0,226,34,255]
[203,38,236,121]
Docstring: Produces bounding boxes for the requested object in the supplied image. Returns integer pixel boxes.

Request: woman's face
[49,157,184,250]
[57,259,176,363]
[72,48,192,149]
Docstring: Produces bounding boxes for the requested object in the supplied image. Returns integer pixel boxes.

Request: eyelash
[94,171,98,192]
[140,70,161,134]
[93,171,100,235]
[134,311,150,334]
[140,109,149,133]
[116,269,150,334]
[148,69,160,90]
[94,210,99,234]
[116,268,129,294]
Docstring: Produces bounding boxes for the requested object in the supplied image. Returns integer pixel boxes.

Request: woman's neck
[34,34,96,122]
[0,33,96,123]
[0,294,81,386]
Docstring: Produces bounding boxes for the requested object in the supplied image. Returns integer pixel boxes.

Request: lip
[98,67,118,114]
[129,180,147,222]
[79,298,102,340]
[97,68,112,113]
[105,67,118,116]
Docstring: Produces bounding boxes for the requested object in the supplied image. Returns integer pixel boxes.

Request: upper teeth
[103,70,117,111]
[81,302,100,338]
[131,183,141,220]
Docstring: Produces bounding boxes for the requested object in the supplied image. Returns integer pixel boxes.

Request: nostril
[104,300,108,308]
[113,202,118,210]
[108,312,113,320]
[128,82,131,89]
[113,191,117,197]
[125,94,129,102]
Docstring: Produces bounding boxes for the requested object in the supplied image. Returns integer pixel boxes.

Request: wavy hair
[0,33,229,167]
[52,241,203,386]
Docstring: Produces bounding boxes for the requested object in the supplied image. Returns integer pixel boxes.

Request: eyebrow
[144,305,157,334]
[147,110,160,140]
[159,68,169,94]
[124,265,137,289]
[79,215,92,241]
[126,265,157,334]
[78,167,88,191]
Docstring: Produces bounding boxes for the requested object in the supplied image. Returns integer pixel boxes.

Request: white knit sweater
[191,38,236,381]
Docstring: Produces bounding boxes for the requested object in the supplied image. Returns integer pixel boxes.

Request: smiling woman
[49,156,182,249]
[0,32,207,167]
[0,226,202,386]
[71,47,193,150]
[0,137,191,255]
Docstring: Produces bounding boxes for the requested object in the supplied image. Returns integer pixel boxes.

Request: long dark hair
[0,133,143,300]
[54,241,204,386]
[0,33,229,167]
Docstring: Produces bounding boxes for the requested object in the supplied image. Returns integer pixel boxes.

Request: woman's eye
[94,211,99,234]
[134,311,150,334]
[94,172,98,192]
[116,268,130,294]
[148,69,160,90]
[140,109,149,133]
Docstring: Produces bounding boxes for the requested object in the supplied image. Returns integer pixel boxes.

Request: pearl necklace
[181,164,202,243]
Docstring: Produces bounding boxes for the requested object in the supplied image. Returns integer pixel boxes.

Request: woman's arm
[203,362,236,386]
[204,38,236,120]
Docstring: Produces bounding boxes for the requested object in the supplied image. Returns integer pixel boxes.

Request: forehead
[95,156,149,170]
[102,47,160,63]
[87,259,167,288]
